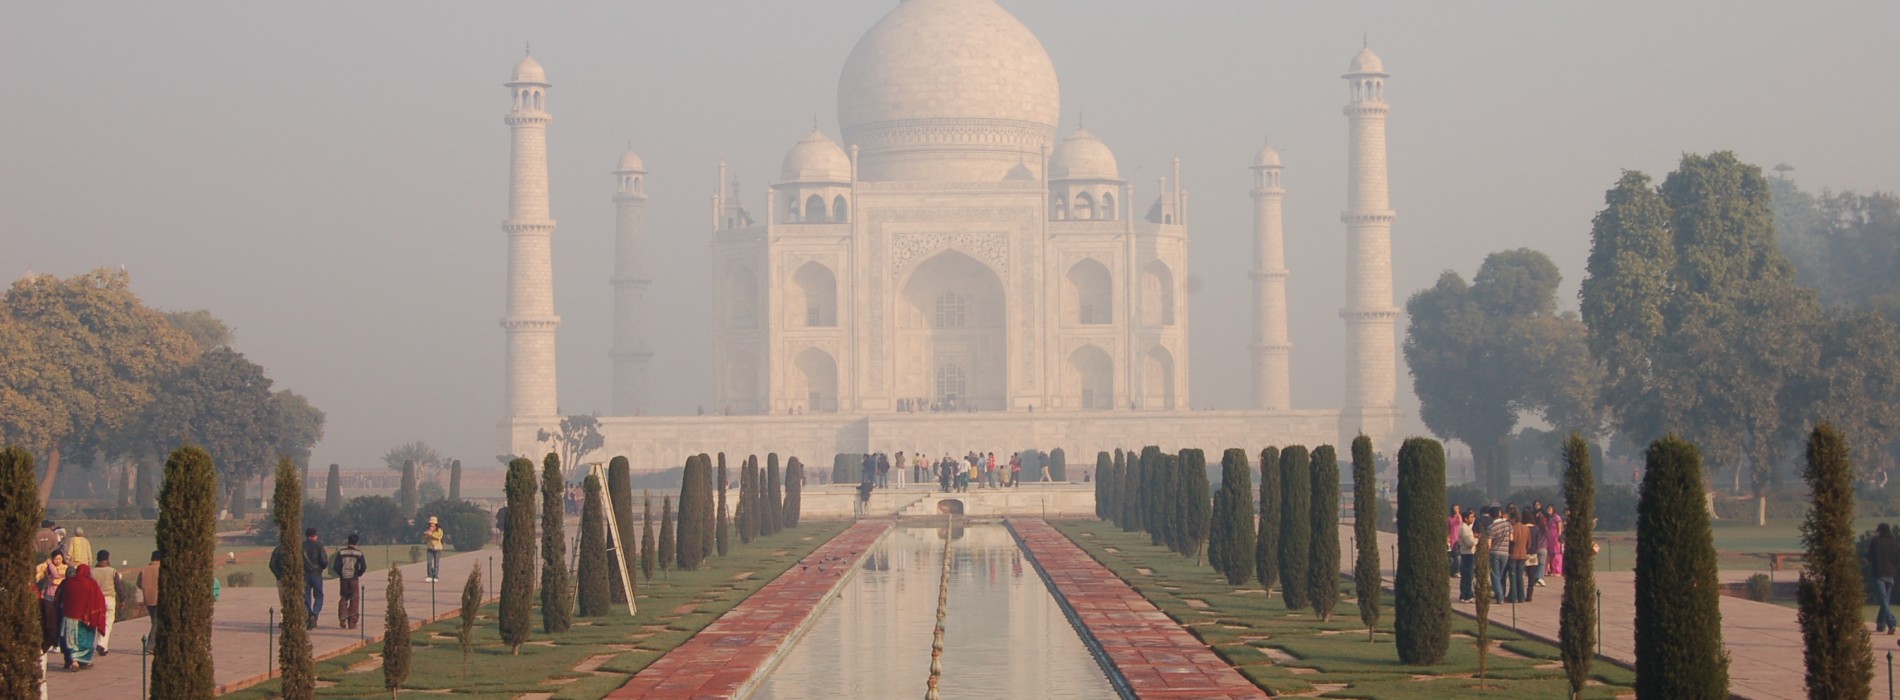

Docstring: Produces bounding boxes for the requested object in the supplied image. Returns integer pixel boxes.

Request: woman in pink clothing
[1447,505,1463,573]
[1544,504,1565,576]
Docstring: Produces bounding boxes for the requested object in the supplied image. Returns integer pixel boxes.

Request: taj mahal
[499,0,1401,471]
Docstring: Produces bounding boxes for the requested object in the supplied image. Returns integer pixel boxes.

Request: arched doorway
[1142,261,1174,327]
[1066,344,1113,410]
[1144,345,1175,410]
[724,265,760,330]
[724,347,760,414]
[793,347,838,412]
[900,250,1006,410]
[1066,258,1112,325]
[791,262,837,327]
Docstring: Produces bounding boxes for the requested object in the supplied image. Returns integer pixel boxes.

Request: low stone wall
[795,483,1097,519]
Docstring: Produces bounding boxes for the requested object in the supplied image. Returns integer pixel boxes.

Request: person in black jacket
[1870,523,1900,634]
[330,533,369,629]
[271,528,330,626]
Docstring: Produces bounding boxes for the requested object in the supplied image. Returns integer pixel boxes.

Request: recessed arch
[1073,191,1095,221]
[1100,192,1116,220]
[793,347,838,413]
[899,249,1006,411]
[1142,261,1175,327]
[724,264,759,330]
[1143,345,1176,410]
[805,194,827,223]
[832,195,849,223]
[724,347,759,414]
[1066,257,1112,325]
[791,261,837,327]
[1067,344,1113,410]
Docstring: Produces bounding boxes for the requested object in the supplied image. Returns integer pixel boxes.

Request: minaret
[1250,142,1291,410]
[1340,46,1399,446]
[502,53,560,422]
[610,147,650,415]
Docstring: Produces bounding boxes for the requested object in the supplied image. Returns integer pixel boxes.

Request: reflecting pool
[753,524,1116,700]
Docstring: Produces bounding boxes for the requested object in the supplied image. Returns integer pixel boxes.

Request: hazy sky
[6,2,1898,472]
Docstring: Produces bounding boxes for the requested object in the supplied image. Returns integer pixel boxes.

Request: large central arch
[898,249,1006,410]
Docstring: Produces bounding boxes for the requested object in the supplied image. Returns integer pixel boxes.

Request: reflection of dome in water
[837,0,1060,182]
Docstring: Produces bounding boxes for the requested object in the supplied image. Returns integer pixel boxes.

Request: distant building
[499,0,1400,470]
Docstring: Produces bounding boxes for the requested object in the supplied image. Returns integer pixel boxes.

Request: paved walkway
[46,531,540,697]
[1347,525,1806,700]
[607,520,889,699]
[1012,519,1268,700]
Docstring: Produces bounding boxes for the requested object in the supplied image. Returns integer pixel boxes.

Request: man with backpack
[331,533,369,629]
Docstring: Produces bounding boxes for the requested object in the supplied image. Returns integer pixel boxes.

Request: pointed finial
[1362,33,1367,48]
[526,41,532,56]
[813,113,820,131]
[1077,111,1085,129]
[627,138,633,151]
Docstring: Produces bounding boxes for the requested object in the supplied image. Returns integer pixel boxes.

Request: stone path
[607,521,890,699]
[1346,525,1806,700]
[1011,519,1268,700]
[46,532,539,697]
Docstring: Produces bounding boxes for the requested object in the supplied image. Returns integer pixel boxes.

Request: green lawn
[1053,520,1636,699]
[225,521,848,699]
[1590,515,1890,573]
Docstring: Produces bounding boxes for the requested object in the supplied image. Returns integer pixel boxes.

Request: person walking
[1544,504,1565,576]
[1870,523,1900,634]
[1456,510,1478,603]
[1524,509,1547,600]
[422,516,447,582]
[1446,505,1463,576]
[877,453,890,489]
[1486,507,1513,604]
[134,550,161,618]
[1507,506,1531,604]
[63,528,93,574]
[33,520,58,559]
[88,552,119,656]
[35,550,68,659]
[54,564,108,671]
[332,533,369,629]
[1009,454,1022,488]
[272,528,329,626]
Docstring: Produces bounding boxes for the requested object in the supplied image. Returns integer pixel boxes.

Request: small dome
[1003,161,1036,182]
[1049,128,1118,180]
[1346,47,1384,75]
[511,54,548,84]
[1254,143,1281,167]
[616,148,645,172]
[780,128,851,183]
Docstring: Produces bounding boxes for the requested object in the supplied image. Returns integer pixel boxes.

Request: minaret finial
[813,113,820,131]
[525,41,532,56]
[1077,111,1085,129]
[1362,33,1367,48]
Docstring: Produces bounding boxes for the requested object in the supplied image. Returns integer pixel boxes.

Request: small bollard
[1886,649,1893,700]
[268,607,275,679]
[141,634,150,698]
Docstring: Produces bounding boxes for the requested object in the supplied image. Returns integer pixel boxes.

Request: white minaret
[610,147,651,415]
[502,53,560,423]
[1340,46,1399,447]
[1250,142,1291,410]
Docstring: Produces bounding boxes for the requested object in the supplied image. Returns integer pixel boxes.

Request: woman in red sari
[54,563,109,670]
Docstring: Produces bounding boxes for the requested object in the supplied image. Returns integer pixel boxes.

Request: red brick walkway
[1009,519,1268,700]
[607,520,891,699]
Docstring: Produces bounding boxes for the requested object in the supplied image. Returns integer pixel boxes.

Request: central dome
[838,0,1060,182]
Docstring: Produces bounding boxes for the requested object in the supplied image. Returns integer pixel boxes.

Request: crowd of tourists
[30,520,148,673]
[1447,501,1566,604]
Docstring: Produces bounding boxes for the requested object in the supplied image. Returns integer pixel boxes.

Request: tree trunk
[36,445,60,505]
[1757,495,1766,527]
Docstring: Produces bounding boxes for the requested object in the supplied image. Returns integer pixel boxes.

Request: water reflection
[754,524,1115,700]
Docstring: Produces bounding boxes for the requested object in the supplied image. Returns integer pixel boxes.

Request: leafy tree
[383,564,411,697]
[1406,248,1598,498]
[459,564,482,676]
[658,496,675,574]
[1255,446,1281,595]
[325,463,342,514]
[1559,433,1597,698]
[1175,449,1210,561]
[271,457,314,697]
[0,270,198,504]
[764,453,782,536]
[0,447,43,697]
[141,346,281,511]
[1278,446,1311,609]
[1394,437,1449,665]
[1352,435,1381,641]
[269,389,325,473]
[608,457,637,603]
[382,440,442,478]
[577,473,611,616]
[163,308,232,351]
[500,457,536,654]
[1633,437,1728,698]
[1309,445,1341,621]
[539,452,571,633]
[536,414,604,481]
[715,454,730,556]
[449,459,462,503]
[640,491,656,581]
[398,460,418,517]
[783,457,803,529]
[152,445,218,697]
[1798,424,1872,697]
[1210,448,1256,585]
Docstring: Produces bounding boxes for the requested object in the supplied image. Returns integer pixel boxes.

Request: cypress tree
[1559,433,1597,698]
[675,456,703,570]
[765,453,782,536]
[324,463,342,514]
[1213,449,1256,585]
[784,457,804,528]
[383,563,410,697]
[1634,436,1727,698]
[399,459,418,517]
[1177,449,1211,561]
[1309,445,1341,621]
[577,473,610,616]
[1278,446,1312,609]
[1119,448,1140,532]
[716,453,730,556]
[271,457,314,698]
[0,448,41,699]
[741,456,760,543]
[152,446,218,698]
[539,452,571,633]
[459,564,482,677]
[500,457,536,654]
[697,454,715,561]
[1095,452,1111,519]
[639,491,655,581]
[1352,435,1382,641]
[1152,450,1176,549]
[1050,447,1067,482]
[1799,424,1870,698]
[1394,437,1450,665]
[449,459,462,503]
[658,496,675,574]
[1256,446,1281,595]
[1474,529,1494,683]
[607,457,636,604]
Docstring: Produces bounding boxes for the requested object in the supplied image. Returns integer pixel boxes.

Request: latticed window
[935,291,967,328]
[935,364,966,404]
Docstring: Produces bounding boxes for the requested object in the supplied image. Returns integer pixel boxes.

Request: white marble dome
[1050,128,1118,180]
[1254,143,1281,168]
[510,55,547,84]
[837,0,1060,181]
[616,148,645,172]
[1346,47,1385,75]
[781,128,852,183]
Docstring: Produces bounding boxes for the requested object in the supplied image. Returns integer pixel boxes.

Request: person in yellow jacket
[422,516,447,582]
